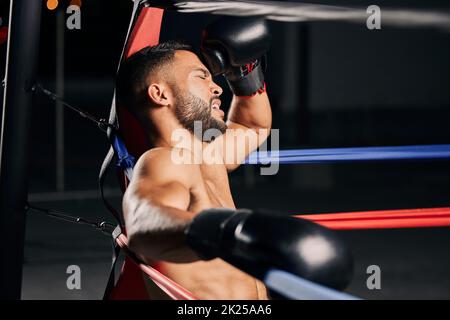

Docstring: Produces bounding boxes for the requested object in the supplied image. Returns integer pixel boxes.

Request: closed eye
[191,67,211,80]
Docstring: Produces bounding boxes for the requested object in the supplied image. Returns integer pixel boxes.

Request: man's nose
[211,82,223,96]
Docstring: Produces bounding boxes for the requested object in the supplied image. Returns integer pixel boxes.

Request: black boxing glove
[200,17,270,97]
[185,208,353,290]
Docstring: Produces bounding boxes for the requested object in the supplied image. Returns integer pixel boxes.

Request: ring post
[0,0,42,299]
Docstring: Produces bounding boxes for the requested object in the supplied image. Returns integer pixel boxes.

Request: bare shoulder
[133,147,201,185]
[123,147,200,211]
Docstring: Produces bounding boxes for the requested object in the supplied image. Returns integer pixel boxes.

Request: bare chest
[189,163,235,211]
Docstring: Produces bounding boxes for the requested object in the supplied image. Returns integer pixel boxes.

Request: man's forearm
[227,92,272,131]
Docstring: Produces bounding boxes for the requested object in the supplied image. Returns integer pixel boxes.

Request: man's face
[169,50,226,140]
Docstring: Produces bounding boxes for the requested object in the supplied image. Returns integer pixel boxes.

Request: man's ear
[147,83,171,107]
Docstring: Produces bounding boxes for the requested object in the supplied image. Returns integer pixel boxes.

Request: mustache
[209,96,221,107]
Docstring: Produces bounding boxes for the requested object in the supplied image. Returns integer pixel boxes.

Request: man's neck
[148,124,204,153]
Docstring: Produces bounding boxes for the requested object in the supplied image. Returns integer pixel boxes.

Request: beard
[173,90,227,142]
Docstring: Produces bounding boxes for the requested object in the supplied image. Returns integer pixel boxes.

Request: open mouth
[210,98,225,118]
[210,99,221,111]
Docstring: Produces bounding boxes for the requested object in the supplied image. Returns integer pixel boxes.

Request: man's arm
[200,17,272,171]
[223,91,272,171]
[123,147,200,263]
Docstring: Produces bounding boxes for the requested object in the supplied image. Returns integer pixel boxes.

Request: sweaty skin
[122,50,272,299]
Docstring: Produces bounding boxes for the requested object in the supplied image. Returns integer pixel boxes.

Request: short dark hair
[115,40,193,114]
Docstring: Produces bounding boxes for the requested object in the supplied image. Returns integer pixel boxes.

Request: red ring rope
[297,207,450,230]
[115,234,197,300]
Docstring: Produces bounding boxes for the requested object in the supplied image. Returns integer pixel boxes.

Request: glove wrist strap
[226,62,265,97]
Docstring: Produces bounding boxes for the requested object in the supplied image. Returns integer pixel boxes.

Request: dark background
[1,0,449,299]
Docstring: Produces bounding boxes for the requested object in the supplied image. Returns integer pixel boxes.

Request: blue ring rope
[246,144,450,164]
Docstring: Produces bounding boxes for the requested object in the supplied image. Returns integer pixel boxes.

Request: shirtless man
[116,18,272,299]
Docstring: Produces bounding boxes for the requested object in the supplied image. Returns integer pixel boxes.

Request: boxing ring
[1,0,450,300]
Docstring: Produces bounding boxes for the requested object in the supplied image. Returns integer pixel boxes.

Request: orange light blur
[46,0,59,10]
